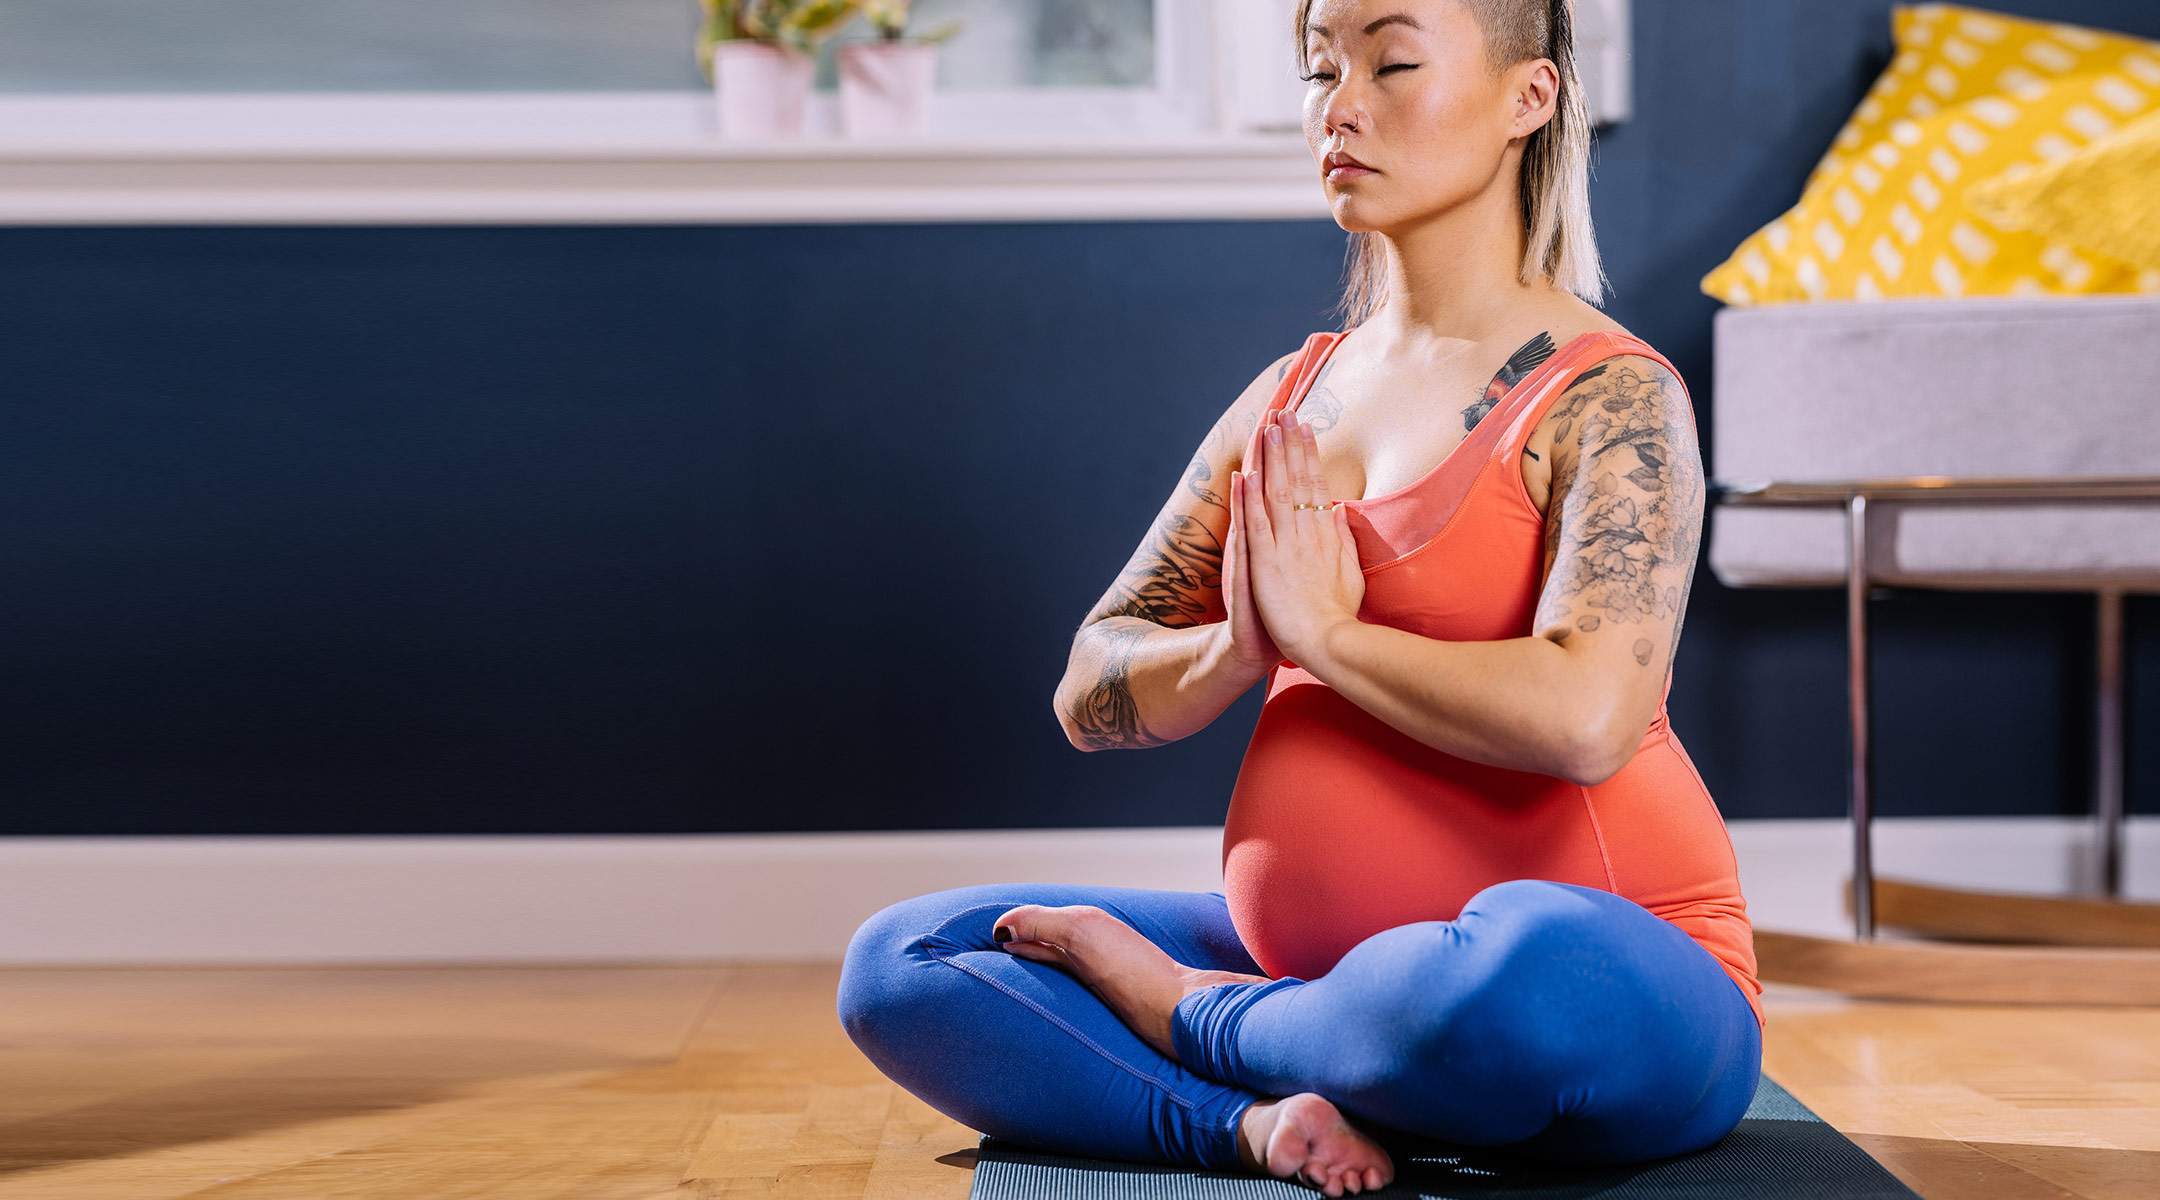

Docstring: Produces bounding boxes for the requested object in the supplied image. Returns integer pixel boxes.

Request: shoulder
[1543,350,1693,437]
[1522,349,1700,514]
[1542,352,1703,501]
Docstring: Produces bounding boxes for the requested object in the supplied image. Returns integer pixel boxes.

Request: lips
[1323,150,1375,181]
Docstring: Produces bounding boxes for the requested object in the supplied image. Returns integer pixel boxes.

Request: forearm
[1056,618,1270,750]
[1301,620,1617,784]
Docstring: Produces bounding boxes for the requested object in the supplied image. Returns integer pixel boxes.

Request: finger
[1264,424,1295,517]
[1244,463,1274,545]
[1300,420,1327,505]
[1285,415,1318,509]
[1235,470,1252,591]
[1277,411,1304,504]
[1235,472,1252,578]
[1336,504,1363,585]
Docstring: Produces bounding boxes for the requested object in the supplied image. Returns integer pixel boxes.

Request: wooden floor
[0,964,2153,1198]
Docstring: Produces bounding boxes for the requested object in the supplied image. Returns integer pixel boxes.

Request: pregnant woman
[838,2,1762,1194]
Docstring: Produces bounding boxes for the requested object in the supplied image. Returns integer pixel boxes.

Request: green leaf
[912,17,963,44]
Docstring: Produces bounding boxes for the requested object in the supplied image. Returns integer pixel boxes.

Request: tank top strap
[1273,332,1346,411]
[1490,331,1693,465]
[1247,331,1348,467]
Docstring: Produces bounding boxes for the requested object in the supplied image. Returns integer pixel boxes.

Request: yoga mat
[968,1075,1920,1199]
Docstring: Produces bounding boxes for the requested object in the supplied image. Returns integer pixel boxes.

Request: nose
[1318,74,1367,137]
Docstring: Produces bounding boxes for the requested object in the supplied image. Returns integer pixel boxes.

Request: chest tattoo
[1461,331,1559,433]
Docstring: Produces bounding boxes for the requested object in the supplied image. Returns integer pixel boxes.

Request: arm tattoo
[1065,349,1295,747]
[1534,361,1705,666]
[1067,492,1221,746]
[1462,331,1558,432]
[1093,456,1227,628]
[1067,621,1168,750]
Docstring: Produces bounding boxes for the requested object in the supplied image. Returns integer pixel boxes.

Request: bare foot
[991,905,1395,1194]
[990,904,1267,1061]
[1239,1093,1395,1197]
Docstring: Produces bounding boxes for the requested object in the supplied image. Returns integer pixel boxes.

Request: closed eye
[1300,63,1418,83]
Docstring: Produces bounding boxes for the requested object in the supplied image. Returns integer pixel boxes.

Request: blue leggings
[837,878,1761,1173]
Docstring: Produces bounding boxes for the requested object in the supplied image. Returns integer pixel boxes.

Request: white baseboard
[0,819,2150,964]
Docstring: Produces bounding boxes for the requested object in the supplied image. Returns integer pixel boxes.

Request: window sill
[0,93,1330,225]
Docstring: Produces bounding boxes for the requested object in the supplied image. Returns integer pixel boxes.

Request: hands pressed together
[1224,406,1367,672]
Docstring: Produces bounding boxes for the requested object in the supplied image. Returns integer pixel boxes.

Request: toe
[990,904,1043,945]
[993,902,1108,947]
[989,905,1077,967]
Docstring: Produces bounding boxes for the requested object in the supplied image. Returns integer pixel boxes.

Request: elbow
[1555,712,1636,788]
[1050,683,1096,753]
[1051,688,1079,751]
[1058,718,1099,754]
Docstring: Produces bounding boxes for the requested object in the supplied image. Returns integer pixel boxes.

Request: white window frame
[0,0,1627,225]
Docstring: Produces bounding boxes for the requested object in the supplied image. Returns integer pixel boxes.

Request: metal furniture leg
[1848,493,1875,941]
[2097,588,2125,898]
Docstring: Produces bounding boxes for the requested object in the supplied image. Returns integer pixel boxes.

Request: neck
[1366,171,1544,348]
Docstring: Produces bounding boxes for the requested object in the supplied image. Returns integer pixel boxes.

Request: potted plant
[699,0,861,140]
[837,1,962,138]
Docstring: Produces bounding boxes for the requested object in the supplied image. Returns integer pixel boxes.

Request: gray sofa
[1705,294,2160,933]
[1710,294,2160,593]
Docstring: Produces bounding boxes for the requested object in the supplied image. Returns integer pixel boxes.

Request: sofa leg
[1846,493,1875,941]
[2096,587,2126,900]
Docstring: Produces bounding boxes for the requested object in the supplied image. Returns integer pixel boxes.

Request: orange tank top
[1225,329,1764,1031]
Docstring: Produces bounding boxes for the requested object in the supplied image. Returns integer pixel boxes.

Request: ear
[1504,58,1561,141]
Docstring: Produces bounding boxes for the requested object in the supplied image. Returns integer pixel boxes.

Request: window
[0,0,1627,223]
[0,0,1211,137]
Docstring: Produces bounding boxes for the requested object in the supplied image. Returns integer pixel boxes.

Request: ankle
[1235,1098,1275,1171]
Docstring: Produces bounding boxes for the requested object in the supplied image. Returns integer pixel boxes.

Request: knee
[1458,880,1618,978]
[1358,882,1610,1058]
[835,891,954,1049]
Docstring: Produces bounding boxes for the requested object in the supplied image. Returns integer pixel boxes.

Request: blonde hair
[1296,0,1609,324]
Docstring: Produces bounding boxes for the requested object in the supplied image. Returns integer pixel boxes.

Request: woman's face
[1300,0,1538,234]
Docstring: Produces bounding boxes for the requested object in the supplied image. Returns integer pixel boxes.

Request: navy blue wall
[3,0,2154,833]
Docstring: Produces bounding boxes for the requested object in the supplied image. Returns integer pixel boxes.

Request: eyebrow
[1307,14,1425,38]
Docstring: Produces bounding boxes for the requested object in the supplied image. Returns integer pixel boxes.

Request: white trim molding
[0,817,2148,965]
[0,94,1326,225]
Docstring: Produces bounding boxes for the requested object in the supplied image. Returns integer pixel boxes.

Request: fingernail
[992,924,1014,944]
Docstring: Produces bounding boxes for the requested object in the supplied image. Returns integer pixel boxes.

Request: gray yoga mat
[968,1075,1920,1199]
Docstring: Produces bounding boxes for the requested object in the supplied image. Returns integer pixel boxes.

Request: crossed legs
[837,878,1760,1193]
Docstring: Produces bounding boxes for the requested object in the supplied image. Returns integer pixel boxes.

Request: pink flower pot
[837,42,940,138]
[712,41,814,141]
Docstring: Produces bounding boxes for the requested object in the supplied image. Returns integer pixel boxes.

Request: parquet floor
[0,963,2151,1198]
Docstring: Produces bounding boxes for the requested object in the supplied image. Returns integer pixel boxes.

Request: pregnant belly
[1223,679,1613,981]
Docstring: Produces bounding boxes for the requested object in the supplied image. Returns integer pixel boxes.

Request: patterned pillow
[1701,3,2160,306]
[1970,106,2160,271]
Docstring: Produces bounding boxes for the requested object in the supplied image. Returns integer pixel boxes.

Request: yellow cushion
[1969,106,2160,271]
[1700,3,2160,306]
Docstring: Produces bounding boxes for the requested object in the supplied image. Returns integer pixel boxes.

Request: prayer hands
[1229,407,1366,669]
